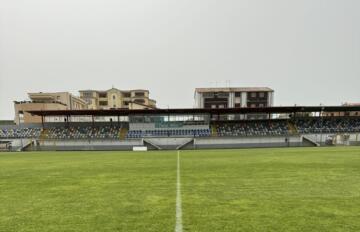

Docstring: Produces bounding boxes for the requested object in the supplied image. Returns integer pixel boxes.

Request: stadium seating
[126,129,211,138]
[0,128,41,138]
[294,117,360,134]
[43,126,121,139]
[1,117,360,140]
[215,120,289,137]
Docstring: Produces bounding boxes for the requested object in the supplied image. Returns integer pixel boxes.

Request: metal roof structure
[27,106,360,117]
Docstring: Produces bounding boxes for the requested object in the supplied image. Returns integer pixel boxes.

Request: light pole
[18,111,24,150]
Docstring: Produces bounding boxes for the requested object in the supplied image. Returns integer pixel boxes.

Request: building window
[113,104,116,108]
[259,92,265,98]
[123,93,131,98]
[251,92,256,98]
[217,93,229,98]
[134,99,145,104]
[113,95,116,100]
[235,103,241,108]
[83,92,92,98]
[235,92,241,97]
[123,101,129,106]
[99,101,108,106]
[135,92,145,97]
[99,92,107,98]
[203,93,214,98]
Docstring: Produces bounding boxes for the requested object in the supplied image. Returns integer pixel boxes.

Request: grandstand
[215,120,289,137]
[294,117,360,134]
[1,106,360,151]
[0,127,41,139]
[43,125,122,140]
[126,129,211,138]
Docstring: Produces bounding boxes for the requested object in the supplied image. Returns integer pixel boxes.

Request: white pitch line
[175,150,183,232]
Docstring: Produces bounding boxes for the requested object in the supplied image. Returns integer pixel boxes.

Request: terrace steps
[40,129,49,140]
[119,127,128,140]
[288,122,298,135]
[211,124,218,137]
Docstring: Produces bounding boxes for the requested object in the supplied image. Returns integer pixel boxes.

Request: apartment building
[195,87,274,109]
[79,88,156,110]
[14,92,87,124]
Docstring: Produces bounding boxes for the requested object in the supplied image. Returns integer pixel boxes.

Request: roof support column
[41,115,44,128]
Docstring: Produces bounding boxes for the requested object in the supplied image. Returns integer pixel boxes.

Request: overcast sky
[1,0,359,119]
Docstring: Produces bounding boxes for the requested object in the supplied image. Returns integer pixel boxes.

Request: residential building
[14,92,87,124]
[79,88,156,110]
[195,87,274,109]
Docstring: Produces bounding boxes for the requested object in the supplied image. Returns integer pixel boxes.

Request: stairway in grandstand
[119,127,128,140]
[143,139,162,150]
[288,122,298,135]
[176,138,194,150]
[211,124,218,137]
[18,140,34,151]
[39,128,49,139]
[303,135,321,147]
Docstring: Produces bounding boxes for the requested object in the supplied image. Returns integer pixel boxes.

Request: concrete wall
[193,136,303,149]
[144,138,193,150]
[0,139,33,151]
[32,139,143,151]
[2,133,360,152]
[302,133,360,145]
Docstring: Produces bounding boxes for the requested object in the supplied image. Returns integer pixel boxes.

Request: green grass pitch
[1,147,360,232]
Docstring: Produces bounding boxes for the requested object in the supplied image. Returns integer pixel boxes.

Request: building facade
[194,87,274,120]
[79,88,156,110]
[195,87,274,109]
[13,88,157,124]
[14,92,87,124]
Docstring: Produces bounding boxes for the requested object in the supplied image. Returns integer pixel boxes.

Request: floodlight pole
[18,112,24,150]
[320,108,324,146]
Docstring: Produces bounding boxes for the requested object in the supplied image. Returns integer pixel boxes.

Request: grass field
[1,147,360,232]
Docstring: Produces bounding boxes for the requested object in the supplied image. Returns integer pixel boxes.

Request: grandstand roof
[27,106,360,117]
